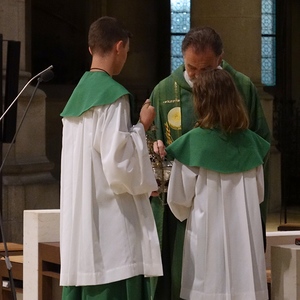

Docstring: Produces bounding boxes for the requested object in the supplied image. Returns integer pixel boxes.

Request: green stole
[61,71,133,118]
[166,127,270,173]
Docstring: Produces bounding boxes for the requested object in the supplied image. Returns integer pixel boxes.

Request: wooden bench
[277,223,300,231]
[0,255,23,300]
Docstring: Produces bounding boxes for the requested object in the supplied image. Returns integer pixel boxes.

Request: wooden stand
[0,255,23,300]
[38,242,60,300]
[277,223,300,231]
[0,243,23,299]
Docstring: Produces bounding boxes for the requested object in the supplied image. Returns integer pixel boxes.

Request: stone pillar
[191,0,280,214]
[0,0,59,243]
[191,0,261,80]
[0,0,26,70]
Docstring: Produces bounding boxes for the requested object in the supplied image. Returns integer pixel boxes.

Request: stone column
[0,0,59,243]
[191,0,281,213]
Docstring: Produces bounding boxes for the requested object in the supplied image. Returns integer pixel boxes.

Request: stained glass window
[170,0,191,71]
[262,0,276,86]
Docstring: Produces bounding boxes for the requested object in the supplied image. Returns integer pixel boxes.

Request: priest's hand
[153,140,167,158]
[139,99,155,131]
[151,191,159,197]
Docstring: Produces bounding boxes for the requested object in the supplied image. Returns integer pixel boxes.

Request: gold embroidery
[165,122,173,145]
[175,81,179,100]
[162,99,180,104]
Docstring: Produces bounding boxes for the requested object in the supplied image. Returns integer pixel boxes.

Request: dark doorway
[268,0,300,223]
[31,1,90,84]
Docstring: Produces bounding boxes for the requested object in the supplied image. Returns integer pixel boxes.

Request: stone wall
[0,0,59,243]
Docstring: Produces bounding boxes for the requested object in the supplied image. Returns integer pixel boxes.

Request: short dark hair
[88,16,132,55]
[182,27,223,56]
[193,69,249,133]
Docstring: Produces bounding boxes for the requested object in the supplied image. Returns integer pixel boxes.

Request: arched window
[170,0,191,71]
[261,0,276,86]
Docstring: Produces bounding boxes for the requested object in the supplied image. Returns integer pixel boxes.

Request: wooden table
[0,243,23,256]
[38,242,60,300]
[0,255,23,300]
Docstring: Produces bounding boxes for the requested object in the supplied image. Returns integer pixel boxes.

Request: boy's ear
[115,40,124,54]
[88,47,92,55]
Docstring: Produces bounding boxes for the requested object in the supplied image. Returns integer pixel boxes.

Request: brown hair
[193,69,249,133]
[88,16,132,55]
[182,27,223,56]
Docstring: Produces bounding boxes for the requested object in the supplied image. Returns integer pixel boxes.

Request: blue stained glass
[170,0,190,12]
[262,36,276,57]
[171,57,184,72]
[170,0,190,72]
[171,35,184,71]
[262,0,275,14]
[261,0,276,86]
[171,12,190,33]
[171,35,185,56]
[262,14,276,35]
[262,58,276,85]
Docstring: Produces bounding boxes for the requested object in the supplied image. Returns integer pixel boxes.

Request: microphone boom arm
[0,65,53,123]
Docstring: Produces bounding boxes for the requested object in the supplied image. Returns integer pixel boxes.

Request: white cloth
[60,96,163,286]
[167,160,269,300]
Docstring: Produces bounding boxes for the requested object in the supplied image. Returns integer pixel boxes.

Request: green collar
[61,71,133,117]
[166,128,270,173]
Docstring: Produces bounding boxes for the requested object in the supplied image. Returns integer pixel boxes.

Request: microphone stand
[0,68,53,300]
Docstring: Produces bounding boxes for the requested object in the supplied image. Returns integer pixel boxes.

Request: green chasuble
[166,127,270,173]
[149,62,271,300]
[62,276,152,300]
[150,62,271,150]
[61,71,133,118]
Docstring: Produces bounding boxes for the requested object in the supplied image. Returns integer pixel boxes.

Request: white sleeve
[94,96,158,195]
[167,159,197,221]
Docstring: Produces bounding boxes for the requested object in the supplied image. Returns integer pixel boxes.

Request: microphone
[39,69,54,83]
[0,65,54,122]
